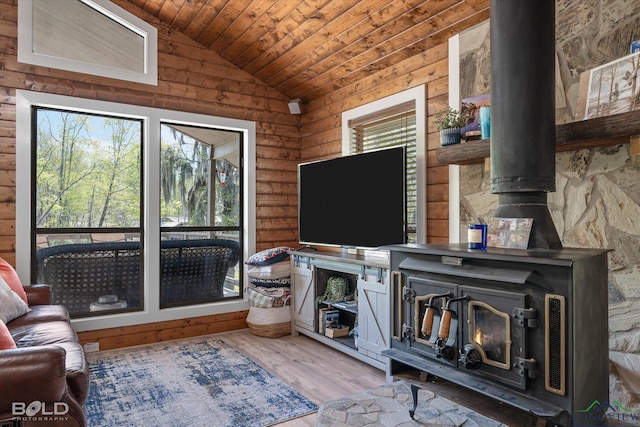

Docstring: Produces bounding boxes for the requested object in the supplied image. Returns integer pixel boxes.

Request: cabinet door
[291,260,314,331]
[357,271,389,362]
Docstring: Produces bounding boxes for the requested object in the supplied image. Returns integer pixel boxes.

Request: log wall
[300,43,455,244]
[0,0,488,344]
[0,0,301,264]
[77,311,249,351]
[0,0,299,344]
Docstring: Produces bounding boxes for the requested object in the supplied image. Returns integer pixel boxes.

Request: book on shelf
[332,301,357,310]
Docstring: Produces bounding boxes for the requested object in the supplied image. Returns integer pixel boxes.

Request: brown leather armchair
[0,347,86,426]
[0,285,89,427]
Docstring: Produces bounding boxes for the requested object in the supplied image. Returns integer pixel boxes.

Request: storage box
[325,324,349,338]
[319,308,339,334]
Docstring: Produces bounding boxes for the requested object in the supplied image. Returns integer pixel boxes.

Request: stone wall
[457,1,640,409]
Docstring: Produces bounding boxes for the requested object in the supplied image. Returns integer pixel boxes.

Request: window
[16,91,255,331]
[33,108,144,317]
[159,123,242,307]
[348,103,417,242]
[342,86,426,244]
[18,0,157,85]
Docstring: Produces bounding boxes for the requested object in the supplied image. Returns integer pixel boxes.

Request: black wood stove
[382,1,611,425]
[382,244,609,426]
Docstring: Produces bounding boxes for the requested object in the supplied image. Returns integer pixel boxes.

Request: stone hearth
[315,381,509,427]
[315,379,637,426]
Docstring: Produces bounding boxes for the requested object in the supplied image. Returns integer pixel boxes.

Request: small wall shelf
[436,111,640,165]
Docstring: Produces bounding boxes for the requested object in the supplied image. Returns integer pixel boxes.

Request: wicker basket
[246,306,291,338]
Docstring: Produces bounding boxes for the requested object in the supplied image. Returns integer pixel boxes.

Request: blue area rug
[85,338,318,426]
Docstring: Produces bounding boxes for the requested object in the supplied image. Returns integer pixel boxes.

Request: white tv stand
[289,248,390,371]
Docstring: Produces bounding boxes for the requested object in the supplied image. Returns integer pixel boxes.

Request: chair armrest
[24,284,53,306]
[0,346,67,413]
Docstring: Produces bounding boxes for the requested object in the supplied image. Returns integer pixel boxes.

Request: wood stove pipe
[490,0,562,249]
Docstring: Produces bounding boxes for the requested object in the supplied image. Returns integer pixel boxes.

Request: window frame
[341,85,427,244]
[18,0,158,85]
[16,90,255,332]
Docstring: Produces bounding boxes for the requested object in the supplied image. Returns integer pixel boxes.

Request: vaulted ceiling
[125,0,490,101]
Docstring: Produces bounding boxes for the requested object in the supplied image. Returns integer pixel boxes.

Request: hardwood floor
[219,329,387,426]
[219,329,548,427]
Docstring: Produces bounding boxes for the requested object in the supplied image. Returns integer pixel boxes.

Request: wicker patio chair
[36,239,241,316]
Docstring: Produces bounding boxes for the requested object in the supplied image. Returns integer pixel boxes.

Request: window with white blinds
[348,101,417,243]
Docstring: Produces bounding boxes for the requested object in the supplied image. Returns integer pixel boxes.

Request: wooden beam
[436,111,640,165]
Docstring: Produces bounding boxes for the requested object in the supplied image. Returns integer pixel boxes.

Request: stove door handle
[459,344,482,369]
[438,295,469,339]
[421,306,436,336]
[421,293,451,337]
[438,309,453,339]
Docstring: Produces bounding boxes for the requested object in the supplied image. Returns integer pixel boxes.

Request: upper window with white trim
[18,0,158,85]
[347,102,417,242]
[343,86,426,244]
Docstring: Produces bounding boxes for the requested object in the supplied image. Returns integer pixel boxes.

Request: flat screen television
[298,146,406,249]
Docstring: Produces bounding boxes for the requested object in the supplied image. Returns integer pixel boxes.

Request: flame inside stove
[474,327,483,346]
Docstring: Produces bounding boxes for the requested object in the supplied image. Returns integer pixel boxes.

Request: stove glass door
[459,286,529,390]
[469,301,510,369]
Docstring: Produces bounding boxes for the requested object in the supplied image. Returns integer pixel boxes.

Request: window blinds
[348,102,417,242]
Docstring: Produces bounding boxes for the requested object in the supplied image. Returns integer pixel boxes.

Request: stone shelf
[436,110,640,165]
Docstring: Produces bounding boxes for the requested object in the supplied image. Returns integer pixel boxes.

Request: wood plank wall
[0,0,298,345]
[78,310,249,351]
[0,0,488,346]
[298,6,490,244]
[0,0,301,265]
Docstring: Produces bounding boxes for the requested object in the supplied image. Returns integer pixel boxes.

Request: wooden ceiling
[126,0,490,101]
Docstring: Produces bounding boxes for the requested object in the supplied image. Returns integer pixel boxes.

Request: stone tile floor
[315,378,637,427]
[315,381,513,427]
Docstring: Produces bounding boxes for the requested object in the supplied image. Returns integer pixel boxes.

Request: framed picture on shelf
[578,51,640,120]
[487,218,533,249]
[460,94,490,140]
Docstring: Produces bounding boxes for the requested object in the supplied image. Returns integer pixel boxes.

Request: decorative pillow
[0,257,28,303]
[250,277,291,288]
[0,276,31,324]
[245,247,290,266]
[247,260,291,280]
[0,320,16,349]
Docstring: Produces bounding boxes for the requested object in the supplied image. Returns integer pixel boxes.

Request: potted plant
[434,107,467,146]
